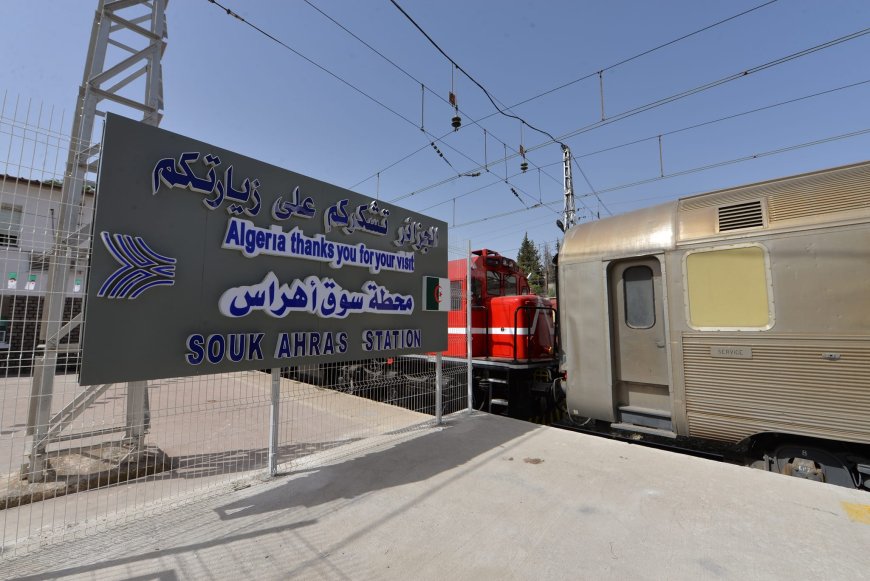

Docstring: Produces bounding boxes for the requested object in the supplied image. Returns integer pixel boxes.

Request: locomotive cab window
[684,245,772,330]
[623,266,655,329]
[486,271,502,297]
[505,273,518,296]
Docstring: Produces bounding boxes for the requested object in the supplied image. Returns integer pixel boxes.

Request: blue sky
[2,0,869,258]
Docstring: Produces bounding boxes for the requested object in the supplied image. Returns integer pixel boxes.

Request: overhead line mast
[558,144,576,233]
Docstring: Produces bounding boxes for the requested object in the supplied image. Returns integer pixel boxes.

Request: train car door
[608,257,673,431]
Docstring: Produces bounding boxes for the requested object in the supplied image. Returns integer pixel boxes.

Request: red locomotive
[440,249,560,419]
[284,248,560,420]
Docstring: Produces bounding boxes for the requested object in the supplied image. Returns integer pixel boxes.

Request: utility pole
[558,143,575,233]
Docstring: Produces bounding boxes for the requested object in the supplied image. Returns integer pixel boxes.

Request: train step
[618,405,673,431]
[488,398,509,413]
[610,422,677,439]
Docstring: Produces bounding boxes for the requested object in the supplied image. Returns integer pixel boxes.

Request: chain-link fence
[0,98,473,557]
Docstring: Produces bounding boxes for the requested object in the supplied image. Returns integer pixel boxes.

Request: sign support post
[435,353,443,425]
[466,240,473,413]
[269,368,280,476]
[124,381,148,454]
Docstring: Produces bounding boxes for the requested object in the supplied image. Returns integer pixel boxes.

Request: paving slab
[2,411,868,580]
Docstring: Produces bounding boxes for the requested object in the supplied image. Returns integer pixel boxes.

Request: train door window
[0,205,22,248]
[486,271,502,297]
[684,245,772,329]
[504,273,518,296]
[624,266,654,329]
[450,281,462,310]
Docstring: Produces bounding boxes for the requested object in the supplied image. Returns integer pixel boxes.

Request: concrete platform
[2,412,870,579]
[1,371,433,547]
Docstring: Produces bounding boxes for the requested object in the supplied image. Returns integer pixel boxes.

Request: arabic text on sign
[393,217,439,253]
[218,272,415,319]
[152,152,262,216]
[324,199,390,236]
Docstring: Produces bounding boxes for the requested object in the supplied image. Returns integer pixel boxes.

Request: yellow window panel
[686,246,770,328]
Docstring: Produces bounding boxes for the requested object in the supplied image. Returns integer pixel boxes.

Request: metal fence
[0,98,472,557]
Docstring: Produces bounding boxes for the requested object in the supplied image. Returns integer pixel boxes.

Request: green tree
[542,242,554,296]
[516,232,544,294]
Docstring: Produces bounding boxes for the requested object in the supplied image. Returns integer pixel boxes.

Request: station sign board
[80,114,447,385]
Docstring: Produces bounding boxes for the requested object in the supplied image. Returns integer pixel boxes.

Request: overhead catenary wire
[301,0,561,195]
[389,0,611,215]
[390,29,870,204]
[388,0,607,213]
[570,78,870,161]
[306,0,791,219]
[449,126,870,229]
[205,0,865,243]
[389,0,563,148]
[542,26,870,151]
[576,126,870,199]
[490,0,780,116]
[205,0,543,205]
[352,0,779,188]
[408,74,870,214]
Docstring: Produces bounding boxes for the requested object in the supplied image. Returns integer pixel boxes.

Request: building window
[0,205,22,248]
[486,271,502,297]
[450,281,462,311]
[685,245,771,329]
[624,266,655,329]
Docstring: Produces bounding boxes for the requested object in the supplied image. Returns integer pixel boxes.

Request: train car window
[624,266,655,329]
[504,273,518,296]
[685,245,771,329]
[450,281,462,310]
[486,271,502,297]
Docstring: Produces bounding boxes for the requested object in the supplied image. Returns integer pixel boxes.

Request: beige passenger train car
[558,161,870,488]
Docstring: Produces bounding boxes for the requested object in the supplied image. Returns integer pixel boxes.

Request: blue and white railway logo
[97,232,177,299]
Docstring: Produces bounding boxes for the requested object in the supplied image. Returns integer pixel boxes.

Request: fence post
[466,240,473,413]
[269,368,280,476]
[435,352,443,425]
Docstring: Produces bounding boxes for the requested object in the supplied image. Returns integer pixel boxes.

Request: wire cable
[389,0,563,147]
[391,29,870,202]
[450,126,870,229]
[205,0,543,205]
[406,72,868,218]
[356,0,779,188]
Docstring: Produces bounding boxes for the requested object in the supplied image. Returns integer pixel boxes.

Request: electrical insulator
[520,161,528,172]
[451,115,461,130]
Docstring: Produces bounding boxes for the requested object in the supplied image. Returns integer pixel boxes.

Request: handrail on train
[512,305,557,362]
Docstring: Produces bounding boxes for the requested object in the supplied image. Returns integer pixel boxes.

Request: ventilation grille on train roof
[717,200,764,232]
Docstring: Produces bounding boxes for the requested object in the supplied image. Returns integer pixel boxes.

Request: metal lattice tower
[25,0,168,481]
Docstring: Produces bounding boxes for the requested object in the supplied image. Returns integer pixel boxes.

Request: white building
[0,174,93,365]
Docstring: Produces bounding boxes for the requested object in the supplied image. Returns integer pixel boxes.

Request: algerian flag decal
[423,276,450,311]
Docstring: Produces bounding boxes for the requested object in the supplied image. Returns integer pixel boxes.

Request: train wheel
[769,444,858,488]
